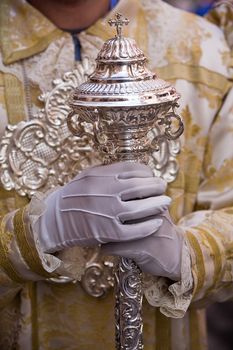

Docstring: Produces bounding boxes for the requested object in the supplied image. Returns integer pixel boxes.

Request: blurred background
[164,0,215,15]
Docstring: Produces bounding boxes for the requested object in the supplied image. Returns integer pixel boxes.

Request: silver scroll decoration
[0,58,97,197]
[115,259,143,350]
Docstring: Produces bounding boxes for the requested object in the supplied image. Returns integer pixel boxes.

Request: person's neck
[28,0,110,31]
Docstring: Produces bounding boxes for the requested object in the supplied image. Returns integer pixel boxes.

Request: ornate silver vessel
[67,13,184,350]
[68,17,183,166]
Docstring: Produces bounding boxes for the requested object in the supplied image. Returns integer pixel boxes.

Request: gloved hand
[102,211,183,281]
[35,162,171,253]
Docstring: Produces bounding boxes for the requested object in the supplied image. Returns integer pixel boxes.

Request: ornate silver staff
[67,14,184,350]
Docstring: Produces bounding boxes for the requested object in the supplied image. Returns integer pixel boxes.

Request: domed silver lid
[69,13,180,108]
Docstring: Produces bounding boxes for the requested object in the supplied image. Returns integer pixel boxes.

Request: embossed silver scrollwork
[81,247,115,298]
[0,58,98,197]
[161,112,184,141]
[147,103,183,182]
[116,257,143,350]
[156,103,184,142]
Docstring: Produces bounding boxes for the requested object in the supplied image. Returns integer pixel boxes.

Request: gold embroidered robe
[0,0,233,349]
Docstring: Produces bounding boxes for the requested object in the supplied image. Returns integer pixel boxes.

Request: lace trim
[144,239,193,318]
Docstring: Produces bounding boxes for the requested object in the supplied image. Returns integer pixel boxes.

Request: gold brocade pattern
[0,0,232,349]
[201,159,233,192]
[156,64,231,93]
[3,73,27,124]
[164,16,204,67]
[0,0,63,65]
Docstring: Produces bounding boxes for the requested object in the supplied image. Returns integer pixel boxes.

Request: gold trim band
[4,73,27,125]
[186,231,206,297]
[14,208,52,278]
[198,226,223,299]
[156,64,231,94]
[0,216,25,283]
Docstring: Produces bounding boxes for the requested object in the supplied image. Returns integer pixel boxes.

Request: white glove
[35,162,171,253]
[102,211,183,281]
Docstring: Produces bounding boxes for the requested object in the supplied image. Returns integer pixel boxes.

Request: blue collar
[110,0,119,10]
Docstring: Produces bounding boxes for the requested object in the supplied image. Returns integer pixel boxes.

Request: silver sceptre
[67,13,184,350]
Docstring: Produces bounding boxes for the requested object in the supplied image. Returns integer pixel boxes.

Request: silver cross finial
[108,13,129,37]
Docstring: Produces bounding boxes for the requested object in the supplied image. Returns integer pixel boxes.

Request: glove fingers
[63,174,160,198]
[102,239,153,261]
[120,182,167,201]
[119,217,163,241]
[117,169,153,179]
[102,240,138,257]
[118,196,171,223]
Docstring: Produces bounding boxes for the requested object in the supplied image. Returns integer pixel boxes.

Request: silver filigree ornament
[0,58,98,197]
[67,13,184,350]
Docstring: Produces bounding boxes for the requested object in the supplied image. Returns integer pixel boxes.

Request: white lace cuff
[28,192,86,281]
[144,238,194,318]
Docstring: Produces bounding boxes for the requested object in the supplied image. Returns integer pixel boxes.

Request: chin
[53,0,85,3]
